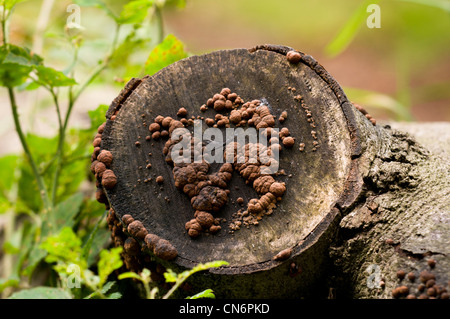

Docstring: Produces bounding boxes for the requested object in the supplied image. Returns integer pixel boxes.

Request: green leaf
[0,44,42,87]
[110,31,149,69]
[88,104,109,130]
[40,227,82,265]
[2,228,21,254]
[51,192,84,233]
[0,154,19,199]
[97,247,123,286]
[17,134,57,212]
[325,0,381,57]
[144,34,188,76]
[117,0,153,25]
[344,87,413,121]
[21,244,47,277]
[191,260,229,273]
[118,271,143,281]
[0,0,28,11]
[107,292,122,299]
[163,269,178,283]
[81,210,107,265]
[34,65,77,88]
[8,287,72,299]
[187,288,216,299]
[396,0,450,13]
[101,281,116,294]
[1,45,43,67]
[164,0,186,9]
[0,276,20,293]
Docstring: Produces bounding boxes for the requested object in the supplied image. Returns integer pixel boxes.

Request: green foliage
[0,0,202,300]
[117,0,154,25]
[161,260,228,299]
[8,287,72,299]
[119,260,229,299]
[325,0,381,57]
[324,0,450,121]
[145,34,188,75]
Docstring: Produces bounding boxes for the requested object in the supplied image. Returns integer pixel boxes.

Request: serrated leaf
[163,269,178,283]
[40,227,82,265]
[8,287,72,299]
[97,247,123,286]
[144,34,188,76]
[100,281,116,294]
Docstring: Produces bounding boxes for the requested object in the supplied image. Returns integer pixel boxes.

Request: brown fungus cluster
[106,208,177,281]
[391,259,449,299]
[90,123,117,207]
[146,89,294,237]
[91,107,179,274]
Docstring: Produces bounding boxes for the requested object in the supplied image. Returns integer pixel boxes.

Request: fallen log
[91,44,449,298]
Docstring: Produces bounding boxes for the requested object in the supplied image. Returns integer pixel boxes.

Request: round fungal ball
[154,239,178,260]
[97,150,113,167]
[127,220,148,239]
[156,176,164,184]
[269,182,286,197]
[101,169,117,189]
[144,233,160,251]
[149,122,161,133]
[195,211,214,229]
[177,107,188,117]
[286,50,301,64]
[282,136,295,148]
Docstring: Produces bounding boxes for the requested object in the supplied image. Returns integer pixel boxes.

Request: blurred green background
[162,0,450,122]
[1,0,449,157]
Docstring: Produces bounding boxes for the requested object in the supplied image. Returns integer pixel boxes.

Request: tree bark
[330,121,450,299]
[92,45,449,299]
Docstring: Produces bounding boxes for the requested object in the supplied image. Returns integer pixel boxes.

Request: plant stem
[8,87,52,211]
[63,24,120,132]
[154,5,164,43]
[51,25,121,202]
[1,7,9,45]
[50,89,64,205]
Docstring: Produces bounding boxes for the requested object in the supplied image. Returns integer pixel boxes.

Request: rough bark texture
[93,45,449,299]
[330,121,450,299]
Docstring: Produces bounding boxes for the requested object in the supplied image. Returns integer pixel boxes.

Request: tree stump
[92,45,450,299]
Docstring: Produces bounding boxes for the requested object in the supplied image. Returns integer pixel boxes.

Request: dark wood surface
[101,46,356,274]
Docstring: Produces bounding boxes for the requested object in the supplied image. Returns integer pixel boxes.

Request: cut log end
[91,44,379,298]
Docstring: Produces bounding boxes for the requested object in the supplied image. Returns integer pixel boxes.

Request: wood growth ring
[97,45,362,276]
